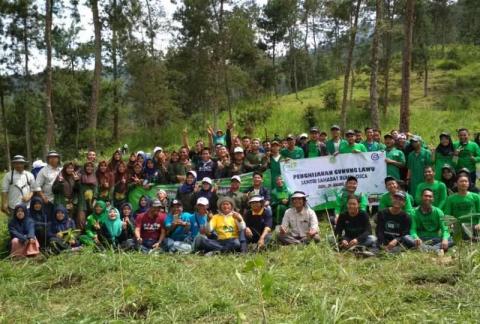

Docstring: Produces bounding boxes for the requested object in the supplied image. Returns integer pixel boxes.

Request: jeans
[194,236,241,253]
[403,235,454,251]
[341,235,377,248]
[278,232,321,245]
[138,238,173,253]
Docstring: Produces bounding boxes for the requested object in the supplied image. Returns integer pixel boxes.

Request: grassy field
[1,221,480,323]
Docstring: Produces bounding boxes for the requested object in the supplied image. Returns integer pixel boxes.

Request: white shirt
[281,207,319,238]
[34,164,62,202]
[2,170,36,209]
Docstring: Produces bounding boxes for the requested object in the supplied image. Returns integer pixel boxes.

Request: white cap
[291,191,308,199]
[187,170,197,179]
[248,195,264,204]
[151,199,163,207]
[32,159,46,168]
[136,150,145,157]
[231,175,241,183]
[153,146,163,155]
[196,197,209,206]
[202,177,212,185]
[234,147,244,153]
[299,133,308,139]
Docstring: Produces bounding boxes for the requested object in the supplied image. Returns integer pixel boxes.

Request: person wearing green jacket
[281,134,304,159]
[339,130,367,154]
[443,175,480,239]
[269,139,282,189]
[335,176,368,218]
[453,128,480,186]
[404,188,453,253]
[379,177,415,216]
[79,200,108,245]
[305,127,328,158]
[414,166,447,209]
[407,136,432,197]
[362,127,382,152]
[326,125,347,155]
[432,132,455,181]
[384,134,405,181]
[271,176,292,225]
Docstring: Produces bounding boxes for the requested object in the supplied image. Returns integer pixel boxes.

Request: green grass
[1,226,480,322]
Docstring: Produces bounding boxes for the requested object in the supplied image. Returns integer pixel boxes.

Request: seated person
[376,191,411,253]
[271,176,292,226]
[80,200,107,246]
[378,176,415,216]
[414,166,447,209]
[8,204,40,258]
[244,172,271,208]
[242,196,273,252]
[164,200,192,253]
[278,191,320,245]
[29,196,51,249]
[193,177,218,214]
[48,205,79,254]
[119,203,135,241]
[404,189,453,254]
[188,197,210,243]
[335,195,377,251]
[101,207,135,250]
[175,170,197,213]
[194,196,245,253]
[443,175,480,240]
[335,176,368,221]
[134,199,171,253]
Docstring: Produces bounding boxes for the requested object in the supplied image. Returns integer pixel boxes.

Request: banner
[280,152,387,210]
[128,171,271,211]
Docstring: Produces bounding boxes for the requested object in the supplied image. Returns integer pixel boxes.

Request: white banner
[280,152,387,208]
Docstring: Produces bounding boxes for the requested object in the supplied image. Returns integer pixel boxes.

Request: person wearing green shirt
[407,136,432,197]
[384,133,405,181]
[268,139,282,189]
[362,127,382,152]
[335,176,369,218]
[432,132,455,181]
[443,175,480,239]
[326,125,347,155]
[339,130,367,154]
[453,128,480,186]
[280,134,305,159]
[79,200,108,245]
[271,176,293,225]
[405,188,452,253]
[414,166,447,209]
[305,127,328,158]
[372,129,386,150]
[379,177,415,216]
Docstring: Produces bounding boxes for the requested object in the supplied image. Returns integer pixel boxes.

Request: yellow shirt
[209,214,239,240]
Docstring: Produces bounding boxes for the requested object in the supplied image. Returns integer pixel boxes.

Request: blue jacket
[8,205,36,242]
[48,205,76,238]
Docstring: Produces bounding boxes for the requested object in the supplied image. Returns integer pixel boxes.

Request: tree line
[0,0,478,168]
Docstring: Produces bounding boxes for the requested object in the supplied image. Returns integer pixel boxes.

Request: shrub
[237,102,273,136]
[323,85,339,110]
[304,105,318,128]
[437,60,462,71]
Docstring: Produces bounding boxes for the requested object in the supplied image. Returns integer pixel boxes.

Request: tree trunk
[89,0,102,150]
[349,67,355,105]
[0,79,11,171]
[272,40,278,98]
[399,0,415,133]
[44,0,55,154]
[23,15,32,163]
[369,0,382,129]
[423,58,428,97]
[382,0,394,116]
[112,0,119,142]
[340,0,362,131]
[144,0,156,58]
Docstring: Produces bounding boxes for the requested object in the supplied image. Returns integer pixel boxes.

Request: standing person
[107,149,123,173]
[244,138,268,172]
[164,200,192,253]
[432,132,455,181]
[193,177,219,214]
[384,133,406,181]
[221,175,247,214]
[96,160,114,203]
[78,161,98,228]
[86,149,97,165]
[305,127,328,158]
[362,127,382,152]
[242,196,273,251]
[2,155,36,215]
[406,136,432,197]
[281,134,305,159]
[134,199,170,253]
[405,189,453,254]
[152,149,169,184]
[113,161,130,209]
[128,162,145,191]
[195,148,218,180]
[29,196,51,249]
[379,177,415,216]
[225,147,246,177]
[335,176,368,220]
[326,125,347,155]
[414,166,447,209]
[278,191,320,245]
[376,191,411,253]
[48,205,79,254]
[142,158,158,188]
[335,195,377,252]
[175,170,197,213]
[443,175,480,239]
[354,129,363,143]
[194,196,246,254]
[245,172,271,208]
[168,146,193,184]
[52,161,80,219]
[453,128,480,186]
[268,139,283,190]
[339,130,367,154]
[8,204,40,258]
[34,150,62,216]
[271,176,292,226]
[372,129,386,150]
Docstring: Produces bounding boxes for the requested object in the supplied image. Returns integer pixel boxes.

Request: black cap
[441,163,453,171]
[393,191,406,200]
[310,127,319,133]
[384,176,396,184]
[384,133,394,139]
[330,124,341,131]
[170,199,182,207]
[458,168,470,175]
[346,176,358,182]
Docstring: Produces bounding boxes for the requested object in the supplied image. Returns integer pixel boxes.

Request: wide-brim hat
[217,196,236,210]
[11,155,28,164]
[46,150,61,158]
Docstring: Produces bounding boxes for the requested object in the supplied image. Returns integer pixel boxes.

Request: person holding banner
[278,191,320,245]
[339,130,367,154]
[335,195,377,253]
[335,176,368,220]
[362,127,382,152]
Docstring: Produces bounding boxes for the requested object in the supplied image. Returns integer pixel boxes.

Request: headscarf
[29,196,49,224]
[52,205,70,225]
[441,164,457,191]
[104,207,123,238]
[143,158,157,178]
[91,200,108,223]
[436,133,454,157]
[179,173,196,194]
[198,183,214,201]
[119,202,133,220]
[12,204,29,221]
[96,160,114,188]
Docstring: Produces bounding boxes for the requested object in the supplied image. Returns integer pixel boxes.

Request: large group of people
[2,123,480,258]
